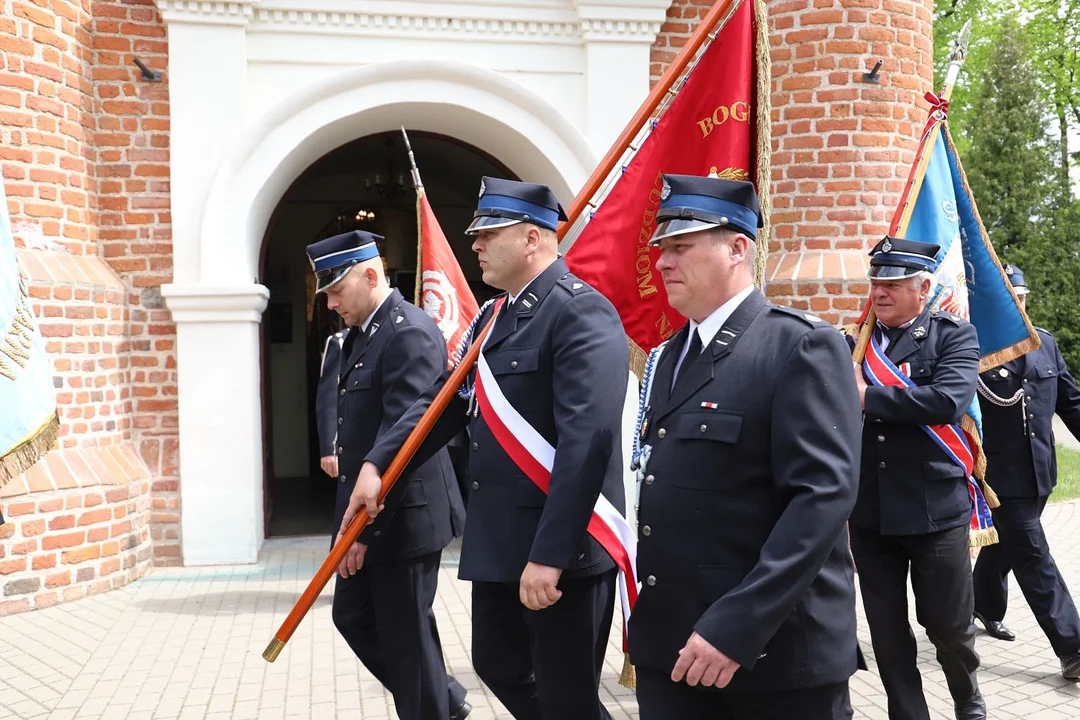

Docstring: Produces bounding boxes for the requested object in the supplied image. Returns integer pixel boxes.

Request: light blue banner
[1,180,57,482]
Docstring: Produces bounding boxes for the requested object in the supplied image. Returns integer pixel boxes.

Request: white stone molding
[155,0,259,26]
[160,284,270,323]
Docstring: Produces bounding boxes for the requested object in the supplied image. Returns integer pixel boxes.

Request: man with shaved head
[306,230,471,720]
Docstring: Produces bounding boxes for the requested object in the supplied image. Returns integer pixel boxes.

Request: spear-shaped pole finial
[942,19,973,98]
[401,126,423,190]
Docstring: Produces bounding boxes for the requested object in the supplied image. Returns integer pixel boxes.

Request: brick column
[651,0,935,324]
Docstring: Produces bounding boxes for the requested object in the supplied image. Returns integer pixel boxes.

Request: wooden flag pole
[559,0,740,240]
[263,315,497,662]
[264,0,750,664]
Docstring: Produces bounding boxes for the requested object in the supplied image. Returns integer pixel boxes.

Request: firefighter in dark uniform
[972,263,1080,679]
[340,177,630,720]
[849,237,986,720]
[316,326,345,478]
[628,174,863,719]
[306,230,471,720]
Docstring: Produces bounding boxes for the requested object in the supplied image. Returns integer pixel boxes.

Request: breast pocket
[487,346,540,376]
[669,411,742,490]
[908,361,933,383]
[1035,365,1058,381]
[345,370,373,392]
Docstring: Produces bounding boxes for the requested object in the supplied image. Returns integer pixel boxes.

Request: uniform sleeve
[528,292,630,570]
[363,355,468,482]
[1052,335,1080,440]
[359,324,459,546]
[314,337,339,457]
[863,321,979,425]
[693,327,861,668]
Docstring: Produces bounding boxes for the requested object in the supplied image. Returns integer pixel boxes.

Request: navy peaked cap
[306,230,383,293]
[649,174,762,244]
[466,176,568,234]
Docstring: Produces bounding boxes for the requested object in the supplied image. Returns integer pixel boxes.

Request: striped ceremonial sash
[863,330,994,535]
[472,303,639,633]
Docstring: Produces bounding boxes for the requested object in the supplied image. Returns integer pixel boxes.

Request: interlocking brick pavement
[4,502,1080,718]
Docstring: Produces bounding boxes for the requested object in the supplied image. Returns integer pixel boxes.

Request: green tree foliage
[955,13,1080,369]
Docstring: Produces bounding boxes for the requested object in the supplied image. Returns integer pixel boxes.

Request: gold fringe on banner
[941,125,1041,372]
[0,411,58,486]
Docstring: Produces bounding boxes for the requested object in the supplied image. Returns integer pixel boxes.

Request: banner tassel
[619,652,637,689]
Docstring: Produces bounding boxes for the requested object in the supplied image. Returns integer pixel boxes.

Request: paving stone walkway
[4,502,1080,718]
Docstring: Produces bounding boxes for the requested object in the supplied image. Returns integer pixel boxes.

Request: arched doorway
[259,131,516,536]
[164,60,597,564]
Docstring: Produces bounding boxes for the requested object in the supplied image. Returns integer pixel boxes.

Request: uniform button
[877,435,885,442]
[1024,379,1030,384]
[471,481,479,490]
[339,475,346,483]
[657,428,667,439]
[338,417,343,425]
[578,552,586,560]
[472,442,479,451]
[1029,413,1035,419]
[374,530,381,536]
[642,525,651,536]
[337,447,343,455]
[645,475,654,485]
[510,361,518,369]
[700,424,707,433]
[646,575,656,587]
[878,461,886,469]
[340,389,346,396]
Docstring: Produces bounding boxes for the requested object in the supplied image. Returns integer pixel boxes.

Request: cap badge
[881,239,893,253]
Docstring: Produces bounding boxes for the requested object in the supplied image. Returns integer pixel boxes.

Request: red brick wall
[0,0,98,254]
[2,0,179,572]
[650,0,935,325]
[0,445,153,614]
[91,0,178,565]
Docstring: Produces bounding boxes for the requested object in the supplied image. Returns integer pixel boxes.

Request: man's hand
[339,462,384,538]
[336,531,368,578]
[320,455,338,478]
[519,562,563,611]
[671,632,741,688]
[853,362,868,409]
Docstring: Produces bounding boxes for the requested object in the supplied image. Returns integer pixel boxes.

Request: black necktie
[675,331,703,388]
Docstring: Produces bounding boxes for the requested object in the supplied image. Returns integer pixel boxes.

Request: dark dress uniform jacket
[316,330,344,457]
[851,308,980,536]
[338,289,465,563]
[629,291,863,692]
[979,327,1080,499]
[366,258,630,583]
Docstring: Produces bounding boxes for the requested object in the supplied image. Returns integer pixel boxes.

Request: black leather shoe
[955,691,986,720]
[450,700,472,720]
[974,611,1015,641]
[1060,651,1080,680]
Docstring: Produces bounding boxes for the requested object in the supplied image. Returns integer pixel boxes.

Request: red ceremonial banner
[416,191,479,363]
[565,0,763,353]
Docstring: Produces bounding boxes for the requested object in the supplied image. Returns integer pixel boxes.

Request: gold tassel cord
[619,652,637,689]
[752,0,772,294]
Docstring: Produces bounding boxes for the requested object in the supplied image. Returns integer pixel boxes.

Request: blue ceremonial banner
[901,120,1039,507]
[0,180,58,491]
[904,125,1039,369]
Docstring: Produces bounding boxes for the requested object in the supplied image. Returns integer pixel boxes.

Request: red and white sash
[471,304,640,632]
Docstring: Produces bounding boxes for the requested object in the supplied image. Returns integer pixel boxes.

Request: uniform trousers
[332,550,467,720]
[850,524,981,720]
[636,667,852,720]
[470,569,617,720]
[973,495,1080,657]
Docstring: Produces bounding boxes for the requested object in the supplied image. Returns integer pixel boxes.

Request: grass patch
[1051,444,1080,504]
